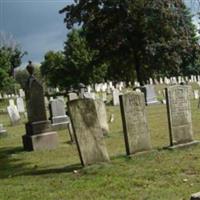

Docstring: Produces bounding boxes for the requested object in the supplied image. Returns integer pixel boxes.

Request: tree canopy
[60,0,200,85]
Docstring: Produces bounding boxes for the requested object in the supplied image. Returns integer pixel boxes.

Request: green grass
[1,100,200,199]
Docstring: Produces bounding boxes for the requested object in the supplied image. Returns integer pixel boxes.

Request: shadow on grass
[0,146,82,178]
[0,146,29,179]
[23,163,82,176]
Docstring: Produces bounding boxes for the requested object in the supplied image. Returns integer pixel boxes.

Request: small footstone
[191,192,200,200]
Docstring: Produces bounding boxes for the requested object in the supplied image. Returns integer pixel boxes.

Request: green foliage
[41,29,108,89]
[63,29,107,87]
[60,0,200,84]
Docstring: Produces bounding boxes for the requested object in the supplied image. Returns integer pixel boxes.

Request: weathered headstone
[165,85,199,148]
[7,105,21,125]
[68,99,110,166]
[16,97,25,113]
[22,61,58,151]
[120,92,152,155]
[19,89,25,98]
[94,100,109,136]
[194,90,199,100]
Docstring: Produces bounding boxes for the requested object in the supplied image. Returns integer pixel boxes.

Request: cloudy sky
[0,0,198,67]
[0,0,73,66]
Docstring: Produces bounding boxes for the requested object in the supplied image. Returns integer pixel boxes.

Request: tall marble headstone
[120,92,152,155]
[165,85,199,148]
[68,99,110,166]
[22,61,58,151]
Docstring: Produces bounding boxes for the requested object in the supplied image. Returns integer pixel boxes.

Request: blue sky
[0,0,198,67]
[0,0,73,66]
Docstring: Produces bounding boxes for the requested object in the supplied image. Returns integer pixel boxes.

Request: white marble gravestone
[7,105,21,125]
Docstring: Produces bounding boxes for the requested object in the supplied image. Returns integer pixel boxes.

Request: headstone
[68,99,110,166]
[22,62,58,151]
[135,85,159,105]
[19,89,25,98]
[67,92,78,101]
[7,105,21,125]
[16,97,25,113]
[95,100,109,136]
[9,99,15,106]
[119,92,152,155]
[83,92,95,100]
[0,124,6,136]
[165,85,199,148]
[112,89,120,106]
[49,99,69,129]
[191,192,200,200]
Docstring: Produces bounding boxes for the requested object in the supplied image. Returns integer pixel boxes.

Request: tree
[60,0,200,85]
[0,32,27,92]
[41,29,107,89]
[63,29,107,87]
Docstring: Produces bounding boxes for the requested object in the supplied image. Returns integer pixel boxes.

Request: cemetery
[2,0,200,200]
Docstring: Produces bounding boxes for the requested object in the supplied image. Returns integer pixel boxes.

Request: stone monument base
[51,122,69,131]
[165,140,200,150]
[22,132,58,151]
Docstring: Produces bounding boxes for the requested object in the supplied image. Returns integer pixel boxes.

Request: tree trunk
[134,53,143,86]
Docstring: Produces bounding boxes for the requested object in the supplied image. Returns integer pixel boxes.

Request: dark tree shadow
[0,146,82,179]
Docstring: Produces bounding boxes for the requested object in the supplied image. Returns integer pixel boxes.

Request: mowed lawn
[1,99,200,200]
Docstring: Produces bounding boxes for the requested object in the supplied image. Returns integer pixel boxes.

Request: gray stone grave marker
[7,105,21,125]
[112,89,120,106]
[16,97,25,113]
[120,92,152,155]
[165,85,199,148]
[68,99,110,166]
[22,62,58,151]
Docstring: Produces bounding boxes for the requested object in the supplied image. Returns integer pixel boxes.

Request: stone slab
[68,99,110,166]
[165,140,200,150]
[22,131,58,151]
[25,120,52,135]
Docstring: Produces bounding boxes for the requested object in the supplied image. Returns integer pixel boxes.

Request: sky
[0,0,73,67]
[0,0,199,68]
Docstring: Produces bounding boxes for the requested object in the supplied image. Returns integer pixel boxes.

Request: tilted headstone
[22,62,58,151]
[94,100,109,136]
[165,85,199,148]
[16,97,25,113]
[112,89,120,106]
[120,92,152,155]
[68,99,110,166]
[7,105,21,125]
